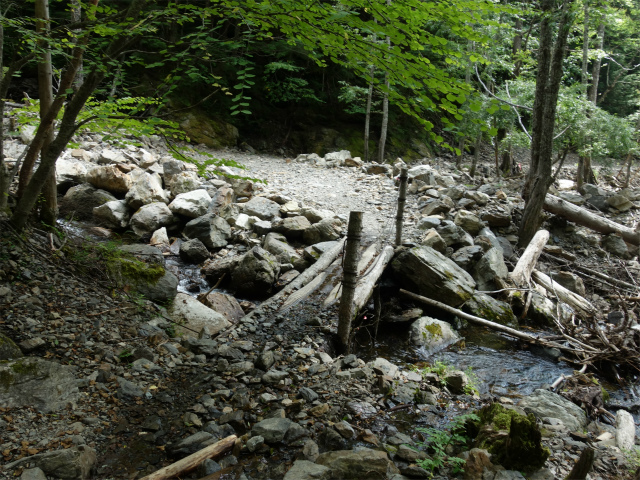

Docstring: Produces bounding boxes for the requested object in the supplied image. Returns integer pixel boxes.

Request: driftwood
[352,245,394,312]
[280,257,341,311]
[324,243,379,307]
[532,270,595,315]
[510,230,549,286]
[241,237,346,321]
[544,194,640,246]
[140,435,237,480]
[399,289,577,353]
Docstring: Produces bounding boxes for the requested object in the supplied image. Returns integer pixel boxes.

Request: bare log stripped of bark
[140,435,236,480]
[532,270,595,315]
[324,243,379,307]
[353,246,394,312]
[510,230,549,286]
[544,194,640,245]
[280,257,341,311]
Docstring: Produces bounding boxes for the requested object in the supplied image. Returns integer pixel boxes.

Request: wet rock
[391,246,476,307]
[334,420,355,439]
[0,357,79,412]
[549,271,586,296]
[230,247,280,298]
[243,196,281,220]
[316,448,400,480]
[93,199,130,229]
[169,293,231,338]
[409,317,461,354]
[0,332,23,360]
[180,238,210,264]
[251,417,294,443]
[615,409,635,450]
[86,165,132,194]
[130,202,175,237]
[169,189,212,218]
[464,293,518,328]
[60,183,117,220]
[183,213,231,250]
[444,370,468,394]
[125,170,169,210]
[518,389,587,431]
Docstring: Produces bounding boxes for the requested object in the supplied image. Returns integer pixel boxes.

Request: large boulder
[276,216,312,239]
[263,232,304,267]
[302,218,343,244]
[183,214,231,250]
[179,238,210,264]
[168,293,231,338]
[437,221,474,247]
[409,317,461,354]
[86,165,132,194]
[472,247,509,291]
[130,202,175,237]
[0,357,79,412]
[198,291,245,324]
[518,389,588,431]
[230,247,280,298]
[0,332,23,360]
[209,186,235,214]
[56,158,90,191]
[169,190,212,218]
[454,209,484,235]
[251,417,295,443]
[391,246,476,307]
[464,293,517,328]
[243,196,281,220]
[93,200,130,229]
[125,170,169,210]
[59,184,117,220]
[316,449,399,480]
[166,171,202,197]
[133,270,179,304]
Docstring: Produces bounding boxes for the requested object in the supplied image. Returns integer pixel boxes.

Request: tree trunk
[364,65,374,162]
[0,14,6,214]
[378,0,391,164]
[36,0,58,226]
[513,16,523,78]
[338,212,363,353]
[519,0,574,248]
[589,19,605,104]
[71,0,83,89]
[581,2,589,92]
[469,134,481,177]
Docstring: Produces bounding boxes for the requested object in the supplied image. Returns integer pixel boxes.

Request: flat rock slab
[0,357,79,412]
[519,389,587,431]
[316,448,400,480]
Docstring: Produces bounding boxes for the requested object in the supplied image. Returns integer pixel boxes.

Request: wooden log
[395,166,408,246]
[280,257,341,311]
[140,435,237,480]
[338,212,363,352]
[353,245,394,312]
[544,194,640,246]
[531,270,595,315]
[510,230,549,287]
[240,237,346,322]
[324,243,379,307]
[399,289,578,354]
[564,447,594,480]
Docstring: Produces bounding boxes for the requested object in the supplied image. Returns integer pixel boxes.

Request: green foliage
[263,61,322,105]
[414,413,480,474]
[623,447,640,472]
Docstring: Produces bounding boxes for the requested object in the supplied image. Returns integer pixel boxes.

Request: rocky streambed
[1,131,640,480]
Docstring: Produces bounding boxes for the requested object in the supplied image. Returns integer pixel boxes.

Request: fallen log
[324,243,379,307]
[544,194,640,246]
[510,230,549,287]
[532,270,595,315]
[280,257,341,311]
[399,289,579,354]
[140,435,237,480]
[353,245,394,312]
[240,237,346,321]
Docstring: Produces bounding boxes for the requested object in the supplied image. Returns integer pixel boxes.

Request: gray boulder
[60,183,117,220]
[125,170,169,210]
[198,291,245,324]
[464,293,517,328]
[283,460,331,480]
[166,171,202,197]
[56,158,89,190]
[86,165,132,194]
[616,409,636,450]
[0,332,23,360]
[230,247,280,298]
[519,389,587,431]
[180,238,210,264]
[124,265,177,304]
[93,200,130,229]
[316,448,399,480]
[302,217,343,244]
[602,234,629,258]
[420,229,447,253]
[130,202,175,237]
[409,317,461,354]
[169,293,231,338]
[454,209,484,235]
[119,244,165,265]
[263,233,304,268]
[437,221,474,247]
[391,246,476,307]
[183,214,231,250]
[23,445,96,480]
[472,247,509,291]
[243,196,281,220]
[252,417,295,443]
[277,215,312,239]
[169,189,212,218]
[451,245,484,271]
[549,271,586,296]
[0,357,79,412]
[408,165,436,184]
[301,207,335,223]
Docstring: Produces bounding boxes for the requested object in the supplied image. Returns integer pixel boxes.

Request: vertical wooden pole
[373,285,382,342]
[395,167,408,246]
[338,211,363,353]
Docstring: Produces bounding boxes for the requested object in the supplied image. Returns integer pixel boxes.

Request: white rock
[93,200,130,229]
[19,125,36,145]
[616,409,635,450]
[130,202,174,237]
[169,293,231,338]
[98,149,127,165]
[56,158,89,187]
[125,170,169,209]
[168,190,212,218]
[150,227,170,247]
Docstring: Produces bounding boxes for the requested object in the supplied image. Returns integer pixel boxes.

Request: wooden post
[564,447,594,480]
[395,167,408,246]
[338,211,363,352]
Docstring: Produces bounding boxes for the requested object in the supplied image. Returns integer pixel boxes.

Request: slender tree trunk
[364,65,374,162]
[469,134,481,177]
[513,17,523,78]
[71,0,83,89]
[36,0,57,226]
[581,2,589,92]
[0,10,6,214]
[519,0,574,248]
[378,0,391,164]
[589,19,604,104]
